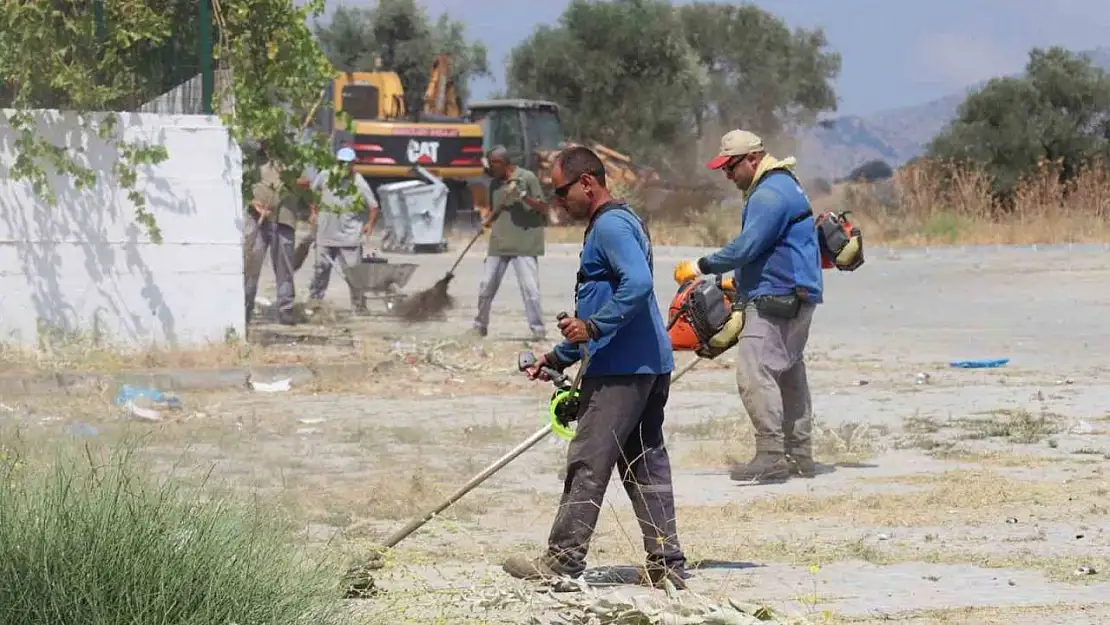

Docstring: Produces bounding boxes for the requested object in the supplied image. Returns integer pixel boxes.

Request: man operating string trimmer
[507,146,688,590]
[674,130,824,483]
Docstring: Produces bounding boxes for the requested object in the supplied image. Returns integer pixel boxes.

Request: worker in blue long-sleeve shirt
[504,146,687,591]
[674,129,823,483]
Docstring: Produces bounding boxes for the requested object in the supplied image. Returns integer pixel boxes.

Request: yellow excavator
[316,55,485,236]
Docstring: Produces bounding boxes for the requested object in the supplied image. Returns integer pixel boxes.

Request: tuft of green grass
[0,432,349,625]
[954,408,1062,444]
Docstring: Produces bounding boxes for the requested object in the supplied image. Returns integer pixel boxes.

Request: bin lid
[379,180,428,194]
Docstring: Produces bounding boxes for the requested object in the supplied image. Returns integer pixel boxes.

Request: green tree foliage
[506,0,708,167]
[312,0,491,116]
[679,2,841,137]
[0,0,202,111]
[0,0,343,242]
[313,5,379,73]
[927,46,1110,199]
[214,0,342,208]
[505,0,840,169]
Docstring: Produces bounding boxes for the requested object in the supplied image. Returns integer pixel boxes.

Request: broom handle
[447,206,502,275]
[375,354,704,550]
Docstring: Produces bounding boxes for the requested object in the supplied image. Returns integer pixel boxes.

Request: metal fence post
[94,0,105,44]
[199,0,214,114]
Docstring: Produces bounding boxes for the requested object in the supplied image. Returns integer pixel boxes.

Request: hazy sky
[316,0,1110,116]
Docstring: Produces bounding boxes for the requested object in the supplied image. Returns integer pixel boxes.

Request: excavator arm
[423,54,462,118]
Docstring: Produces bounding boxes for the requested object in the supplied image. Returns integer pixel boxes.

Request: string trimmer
[341,312,711,598]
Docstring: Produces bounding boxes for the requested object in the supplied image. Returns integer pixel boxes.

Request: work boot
[636,562,688,590]
[502,553,575,582]
[277,311,297,326]
[787,453,816,478]
[729,452,791,482]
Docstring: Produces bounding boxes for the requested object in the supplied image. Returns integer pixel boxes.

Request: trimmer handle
[556,311,589,361]
[517,351,568,386]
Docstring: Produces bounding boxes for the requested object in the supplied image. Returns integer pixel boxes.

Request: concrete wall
[0,110,245,350]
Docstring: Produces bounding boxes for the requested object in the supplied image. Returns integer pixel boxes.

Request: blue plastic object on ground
[949,358,1009,369]
[113,384,182,409]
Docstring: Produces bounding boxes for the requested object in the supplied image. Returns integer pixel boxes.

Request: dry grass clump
[548,157,1110,247]
[678,468,1105,529]
[833,157,1110,247]
[672,415,883,469]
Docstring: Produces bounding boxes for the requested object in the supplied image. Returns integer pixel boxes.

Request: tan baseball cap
[705,129,763,170]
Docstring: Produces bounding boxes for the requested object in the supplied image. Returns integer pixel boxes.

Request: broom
[392,180,522,322]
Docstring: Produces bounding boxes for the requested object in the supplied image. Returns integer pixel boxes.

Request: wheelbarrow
[340,257,419,313]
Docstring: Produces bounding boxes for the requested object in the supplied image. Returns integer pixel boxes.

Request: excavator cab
[331,70,407,122]
[466,99,565,173]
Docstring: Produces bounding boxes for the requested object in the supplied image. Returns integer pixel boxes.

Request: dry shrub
[841,157,1110,246]
[549,157,1110,247]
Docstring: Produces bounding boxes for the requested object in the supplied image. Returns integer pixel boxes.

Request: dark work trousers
[243,217,296,325]
[545,373,686,577]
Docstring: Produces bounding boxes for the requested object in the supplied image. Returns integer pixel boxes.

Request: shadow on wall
[0,109,244,350]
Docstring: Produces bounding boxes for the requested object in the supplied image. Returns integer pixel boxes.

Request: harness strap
[756,168,814,229]
[574,201,653,312]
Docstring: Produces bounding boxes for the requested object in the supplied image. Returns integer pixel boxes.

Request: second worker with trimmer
[508,146,688,589]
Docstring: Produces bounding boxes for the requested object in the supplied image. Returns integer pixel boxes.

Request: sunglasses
[553,175,581,198]
[553,169,602,198]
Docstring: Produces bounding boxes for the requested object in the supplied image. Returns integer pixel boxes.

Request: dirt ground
[5,240,1109,624]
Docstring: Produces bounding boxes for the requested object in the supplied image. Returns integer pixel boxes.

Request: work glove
[673,259,703,284]
[498,179,526,208]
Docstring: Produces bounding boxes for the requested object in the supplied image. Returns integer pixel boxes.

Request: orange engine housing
[667,278,734,352]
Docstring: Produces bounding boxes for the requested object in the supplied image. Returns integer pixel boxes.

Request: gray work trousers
[735,301,816,457]
[474,255,545,335]
[243,217,296,324]
[309,245,363,310]
[545,373,686,577]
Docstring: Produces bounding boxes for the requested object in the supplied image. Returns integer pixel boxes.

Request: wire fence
[139,69,230,116]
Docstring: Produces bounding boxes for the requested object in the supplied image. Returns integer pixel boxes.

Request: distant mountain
[794,47,1110,181]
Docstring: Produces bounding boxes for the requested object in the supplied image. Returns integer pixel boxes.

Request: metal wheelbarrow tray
[342,260,418,312]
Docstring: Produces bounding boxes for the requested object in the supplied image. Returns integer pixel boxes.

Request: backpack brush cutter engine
[667,274,744,360]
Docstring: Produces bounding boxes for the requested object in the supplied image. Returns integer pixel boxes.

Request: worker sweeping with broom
[393,145,547,325]
[471,145,549,340]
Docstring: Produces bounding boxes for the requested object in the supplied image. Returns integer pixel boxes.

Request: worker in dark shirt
[504,145,688,590]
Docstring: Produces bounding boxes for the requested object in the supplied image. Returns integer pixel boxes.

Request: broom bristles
[393,274,455,321]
